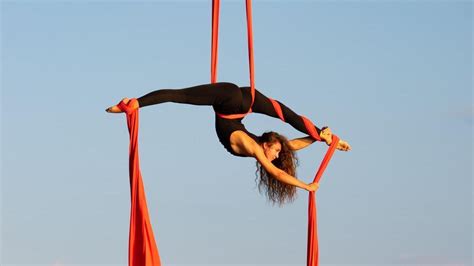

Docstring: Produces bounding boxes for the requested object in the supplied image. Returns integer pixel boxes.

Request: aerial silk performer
[106,83,351,264]
[107,0,351,265]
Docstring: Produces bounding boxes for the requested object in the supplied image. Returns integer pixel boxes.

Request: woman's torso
[213,84,258,157]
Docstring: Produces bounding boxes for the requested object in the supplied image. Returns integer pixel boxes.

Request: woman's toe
[106,105,122,113]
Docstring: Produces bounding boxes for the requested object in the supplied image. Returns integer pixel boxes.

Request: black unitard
[137,82,321,157]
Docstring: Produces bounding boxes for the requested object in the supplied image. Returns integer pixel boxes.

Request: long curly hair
[255,131,299,206]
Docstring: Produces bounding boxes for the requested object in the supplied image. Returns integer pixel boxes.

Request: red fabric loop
[217,108,252,120]
[269,98,285,122]
[301,116,322,142]
[212,0,255,119]
[118,98,139,115]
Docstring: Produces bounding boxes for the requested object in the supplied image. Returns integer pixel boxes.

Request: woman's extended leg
[106,82,238,113]
[250,89,323,136]
[251,89,352,151]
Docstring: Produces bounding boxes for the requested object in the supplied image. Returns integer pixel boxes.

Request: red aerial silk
[306,134,339,266]
[212,0,255,119]
[210,1,340,265]
[118,99,161,266]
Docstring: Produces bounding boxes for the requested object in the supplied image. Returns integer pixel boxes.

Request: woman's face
[263,141,282,161]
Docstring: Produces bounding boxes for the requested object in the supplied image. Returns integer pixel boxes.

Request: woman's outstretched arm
[231,131,319,192]
[288,136,316,151]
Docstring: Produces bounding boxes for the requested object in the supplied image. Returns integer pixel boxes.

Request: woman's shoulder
[237,129,259,144]
[229,130,261,157]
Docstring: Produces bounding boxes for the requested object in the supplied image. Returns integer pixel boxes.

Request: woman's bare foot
[105,98,130,113]
[319,127,352,151]
[319,127,333,145]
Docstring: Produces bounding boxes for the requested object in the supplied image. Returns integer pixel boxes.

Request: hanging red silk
[212,0,255,119]
[118,99,161,266]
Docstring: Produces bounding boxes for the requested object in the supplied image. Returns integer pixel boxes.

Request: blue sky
[1,0,472,265]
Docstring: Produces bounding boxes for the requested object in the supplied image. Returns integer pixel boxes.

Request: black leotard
[137,82,321,157]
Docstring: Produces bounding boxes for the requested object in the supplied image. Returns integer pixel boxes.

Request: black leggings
[137,82,321,136]
[138,83,239,109]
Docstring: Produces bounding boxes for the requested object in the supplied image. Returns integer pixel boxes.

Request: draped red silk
[272,100,339,266]
[212,0,255,119]
[210,1,340,265]
[306,135,339,266]
[118,99,161,266]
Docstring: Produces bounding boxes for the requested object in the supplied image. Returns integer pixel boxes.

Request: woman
[106,82,351,205]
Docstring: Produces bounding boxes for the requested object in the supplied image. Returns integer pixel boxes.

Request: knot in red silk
[118,98,139,115]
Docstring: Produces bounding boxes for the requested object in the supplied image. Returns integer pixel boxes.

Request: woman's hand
[319,127,351,151]
[336,139,351,151]
[306,182,320,192]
